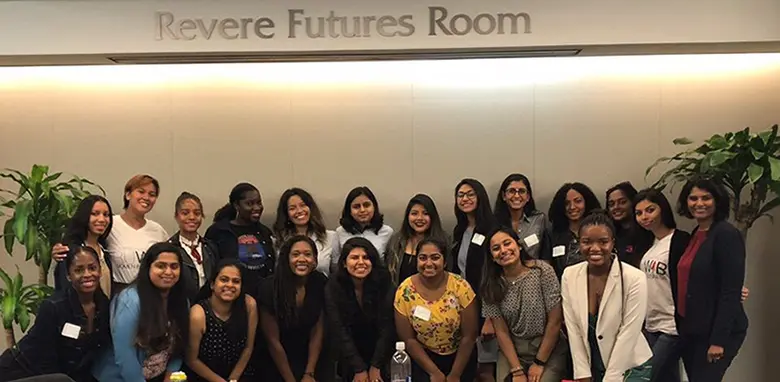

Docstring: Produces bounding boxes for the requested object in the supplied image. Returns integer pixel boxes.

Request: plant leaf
[11,200,31,242]
[0,268,12,290]
[24,228,38,263]
[751,148,766,160]
[709,151,737,167]
[673,137,693,145]
[747,163,765,184]
[42,172,62,183]
[3,219,15,255]
[1,295,15,329]
[769,156,780,182]
[707,134,730,150]
[16,304,30,331]
[12,271,23,298]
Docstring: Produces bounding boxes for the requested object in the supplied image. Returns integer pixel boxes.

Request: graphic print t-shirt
[231,224,274,293]
[640,233,677,335]
[108,215,169,283]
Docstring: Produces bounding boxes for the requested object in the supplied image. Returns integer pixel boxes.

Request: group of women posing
[0,173,748,382]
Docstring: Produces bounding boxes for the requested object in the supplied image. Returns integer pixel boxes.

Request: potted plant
[1,164,104,285]
[646,124,780,239]
[0,267,52,347]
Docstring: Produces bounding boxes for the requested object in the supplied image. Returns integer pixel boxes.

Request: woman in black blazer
[451,178,497,382]
[674,178,748,382]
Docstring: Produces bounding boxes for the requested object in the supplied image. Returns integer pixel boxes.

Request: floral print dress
[393,272,475,355]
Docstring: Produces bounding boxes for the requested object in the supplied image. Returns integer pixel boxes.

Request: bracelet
[510,366,524,375]
[533,357,547,367]
[303,371,315,378]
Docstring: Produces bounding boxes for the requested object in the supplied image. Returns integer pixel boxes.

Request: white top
[312,230,337,276]
[330,224,394,271]
[640,233,677,335]
[179,234,207,287]
[561,260,652,381]
[108,215,169,283]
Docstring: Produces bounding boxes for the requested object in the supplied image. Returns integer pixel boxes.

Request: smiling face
[687,187,716,222]
[579,224,615,268]
[69,251,101,294]
[289,240,316,277]
[287,194,311,227]
[212,265,242,303]
[126,182,158,215]
[89,201,111,237]
[350,194,375,226]
[236,190,263,223]
[503,180,530,212]
[565,189,586,222]
[345,247,373,280]
[175,199,203,235]
[456,184,477,214]
[634,199,662,231]
[417,243,445,278]
[489,231,521,268]
[607,190,632,222]
[149,252,181,290]
[407,203,431,234]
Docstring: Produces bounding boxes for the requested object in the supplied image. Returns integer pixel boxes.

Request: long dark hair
[481,227,536,305]
[339,186,385,235]
[606,181,639,235]
[213,183,259,222]
[494,174,538,226]
[453,178,497,240]
[273,235,319,328]
[132,242,190,355]
[62,195,113,248]
[387,194,448,282]
[548,182,601,233]
[194,259,248,343]
[333,237,392,323]
[273,188,327,244]
[634,188,677,230]
[579,211,625,326]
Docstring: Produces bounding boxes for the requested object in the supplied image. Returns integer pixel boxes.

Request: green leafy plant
[1,164,104,285]
[647,124,780,238]
[0,267,52,347]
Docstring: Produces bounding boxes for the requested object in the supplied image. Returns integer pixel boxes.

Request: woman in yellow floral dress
[394,237,479,382]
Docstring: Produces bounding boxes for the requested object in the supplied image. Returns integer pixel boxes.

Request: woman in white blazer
[561,211,652,382]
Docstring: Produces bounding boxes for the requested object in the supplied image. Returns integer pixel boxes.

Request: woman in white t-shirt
[273,187,337,276]
[633,188,690,382]
[329,186,393,274]
[53,174,168,296]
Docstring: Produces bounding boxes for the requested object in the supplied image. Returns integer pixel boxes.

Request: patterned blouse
[394,272,475,355]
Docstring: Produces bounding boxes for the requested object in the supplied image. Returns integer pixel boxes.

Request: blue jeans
[644,331,682,382]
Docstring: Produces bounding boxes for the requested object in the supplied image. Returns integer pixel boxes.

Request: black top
[0,285,110,382]
[550,230,582,279]
[398,252,418,283]
[205,220,275,296]
[189,300,252,382]
[258,272,327,373]
[669,221,749,345]
[451,228,492,298]
[615,227,653,269]
[323,278,395,376]
[168,232,218,302]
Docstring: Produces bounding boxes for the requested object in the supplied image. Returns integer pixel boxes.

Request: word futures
[156,8,532,41]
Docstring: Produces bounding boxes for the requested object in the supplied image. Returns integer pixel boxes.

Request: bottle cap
[396,341,405,351]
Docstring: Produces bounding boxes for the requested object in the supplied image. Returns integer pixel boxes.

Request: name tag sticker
[553,245,566,258]
[471,233,485,246]
[413,306,432,321]
[523,233,540,248]
[61,323,81,339]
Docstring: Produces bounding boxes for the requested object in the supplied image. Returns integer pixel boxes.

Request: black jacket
[671,221,749,346]
[0,285,110,382]
[204,219,275,296]
[451,227,493,300]
[323,278,395,377]
[550,230,580,280]
[167,232,218,302]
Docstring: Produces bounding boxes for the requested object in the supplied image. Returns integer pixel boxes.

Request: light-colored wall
[1,53,779,381]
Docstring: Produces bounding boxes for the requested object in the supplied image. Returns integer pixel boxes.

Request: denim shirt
[92,287,183,381]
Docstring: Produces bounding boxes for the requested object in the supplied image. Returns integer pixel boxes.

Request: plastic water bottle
[391,341,411,382]
[170,371,187,381]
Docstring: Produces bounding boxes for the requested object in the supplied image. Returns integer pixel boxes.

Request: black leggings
[411,348,477,382]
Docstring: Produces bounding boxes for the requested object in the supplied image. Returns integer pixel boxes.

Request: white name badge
[413,306,432,321]
[61,323,81,339]
[523,233,540,248]
[552,245,566,258]
[471,233,486,246]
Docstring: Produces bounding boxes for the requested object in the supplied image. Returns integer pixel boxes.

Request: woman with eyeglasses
[494,174,553,262]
